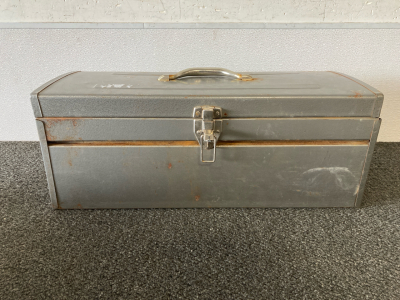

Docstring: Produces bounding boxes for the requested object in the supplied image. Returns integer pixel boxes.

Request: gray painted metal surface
[40,118,377,142]
[30,71,79,118]
[35,120,58,208]
[31,70,383,209]
[49,144,368,209]
[37,71,382,118]
[354,119,382,207]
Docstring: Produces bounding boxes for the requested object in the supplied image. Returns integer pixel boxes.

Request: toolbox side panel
[40,118,376,141]
[49,144,368,208]
[354,119,381,207]
[35,120,58,208]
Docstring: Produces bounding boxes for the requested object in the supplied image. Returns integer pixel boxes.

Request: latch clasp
[193,106,222,163]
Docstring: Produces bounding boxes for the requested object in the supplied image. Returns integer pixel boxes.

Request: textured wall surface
[0,28,399,141]
[1,0,400,23]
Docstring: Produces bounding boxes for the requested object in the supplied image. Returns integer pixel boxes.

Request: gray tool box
[31,68,383,209]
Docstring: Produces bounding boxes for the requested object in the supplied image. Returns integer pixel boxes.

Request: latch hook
[193,106,223,163]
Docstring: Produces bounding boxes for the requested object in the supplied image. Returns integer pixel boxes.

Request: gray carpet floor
[0,142,399,300]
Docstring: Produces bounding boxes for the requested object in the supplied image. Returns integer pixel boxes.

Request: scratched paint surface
[0,0,399,22]
[49,144,368,208]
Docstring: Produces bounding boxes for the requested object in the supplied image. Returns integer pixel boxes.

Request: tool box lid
[31,69,383,118]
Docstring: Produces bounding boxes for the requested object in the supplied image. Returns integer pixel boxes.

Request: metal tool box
[31,68,383,209]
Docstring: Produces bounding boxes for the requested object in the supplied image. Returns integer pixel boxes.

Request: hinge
[193,106,223,163]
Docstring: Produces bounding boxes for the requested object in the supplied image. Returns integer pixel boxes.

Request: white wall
[1,1,399,141]
[1,28,399,141]
[1,0,400,23]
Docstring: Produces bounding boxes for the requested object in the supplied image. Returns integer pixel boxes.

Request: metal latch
[193,106,222,163]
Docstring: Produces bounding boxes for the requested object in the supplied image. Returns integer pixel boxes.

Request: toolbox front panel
[49,143,369,209]
[40,118,376,142]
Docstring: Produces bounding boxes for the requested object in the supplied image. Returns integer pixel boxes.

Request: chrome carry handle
[158,68,252,82]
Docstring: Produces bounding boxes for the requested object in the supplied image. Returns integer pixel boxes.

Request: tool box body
[31,70,383,209]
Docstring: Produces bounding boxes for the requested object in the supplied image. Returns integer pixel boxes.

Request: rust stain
[39,118,82,141]
[329,71,378,97]
[76,204,83,209]
[65,147,79,167]
[50,141,199,146]
[49,140,369,147]
[46,132,57,141]
[168,163,172,169]
[306,191,321,197]
[240,77,261,82]
[183,95,212,99]
[216,140,369,146]
[353,92,363,98]
[41,118,63,128]
[189,180,201,200]
[224,113,228,116]
[40,118,82,128]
